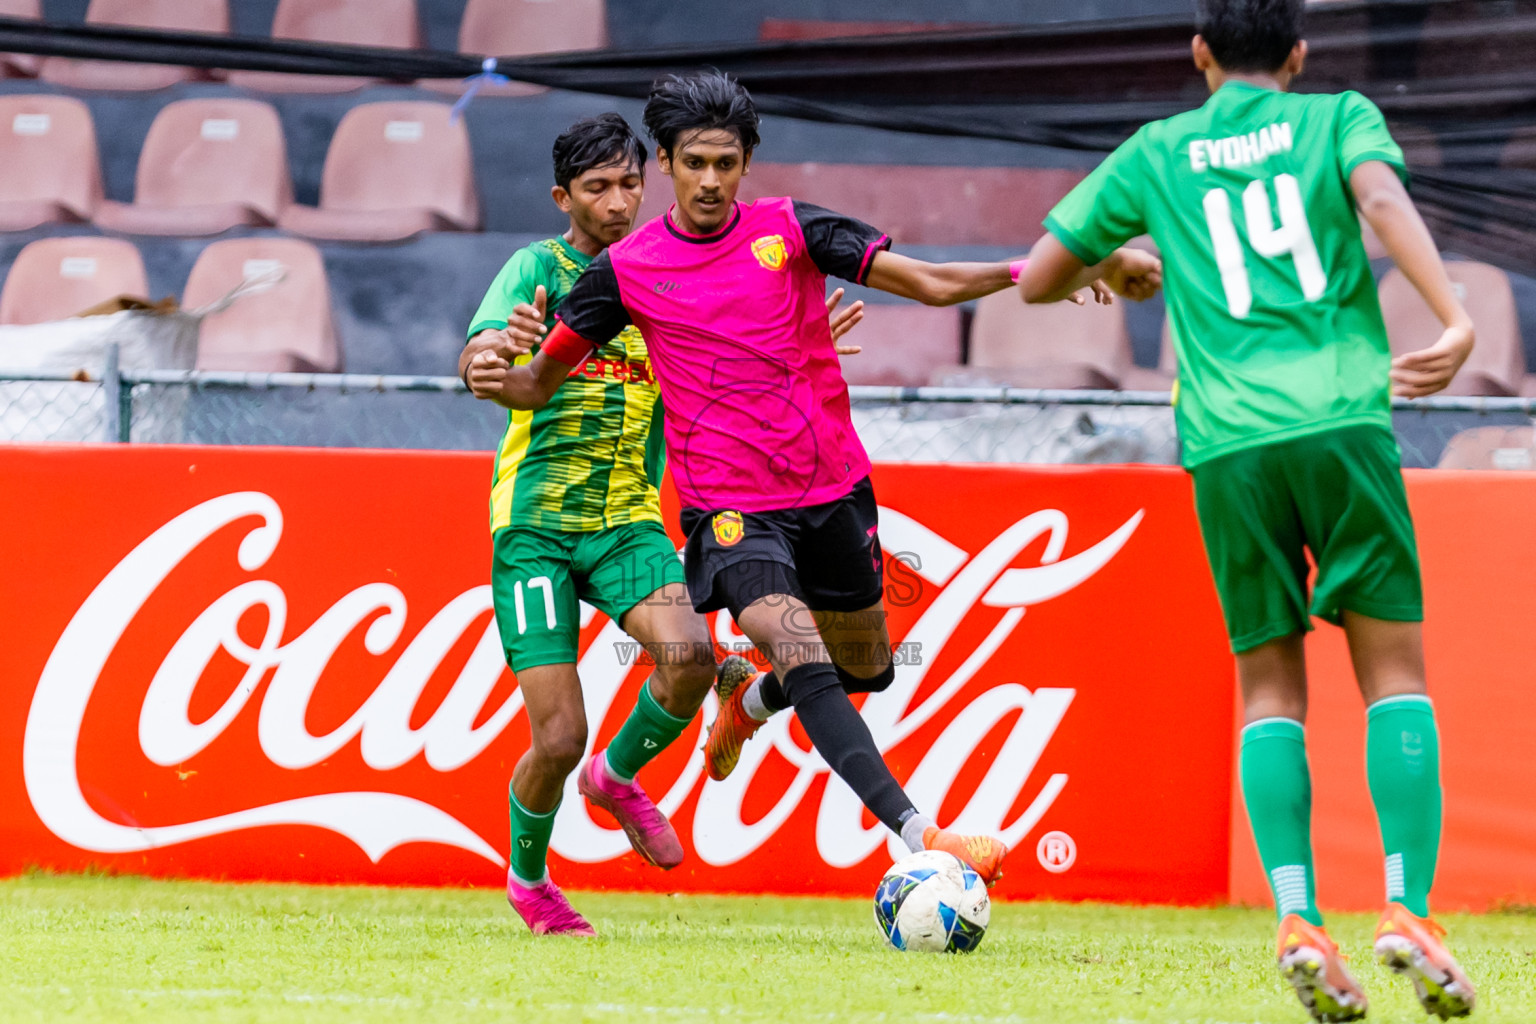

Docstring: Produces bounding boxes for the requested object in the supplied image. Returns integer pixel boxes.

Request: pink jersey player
[551,195,884,512]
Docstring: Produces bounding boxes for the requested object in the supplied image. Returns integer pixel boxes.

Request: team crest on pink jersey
[751,234,788,271]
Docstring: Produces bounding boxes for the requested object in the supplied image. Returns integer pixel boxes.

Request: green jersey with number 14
[1045,82,1407,467]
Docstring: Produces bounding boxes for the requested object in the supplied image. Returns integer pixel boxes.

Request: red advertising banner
[0,445,1235,903]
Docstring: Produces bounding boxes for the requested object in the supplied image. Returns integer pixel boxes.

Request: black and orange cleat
[922,827,1008,887]
[703,655,764,781]
[1375,902,1475,1019]
[1276,914,1368,1022]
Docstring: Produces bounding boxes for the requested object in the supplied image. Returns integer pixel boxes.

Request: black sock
[757,671,789,712]
[781,663,914,833]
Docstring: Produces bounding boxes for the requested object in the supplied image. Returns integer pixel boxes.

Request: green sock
[603,677,694,782]
[508,787,557,887]
[1241,717,1323,926]
[1366,694,1442,918]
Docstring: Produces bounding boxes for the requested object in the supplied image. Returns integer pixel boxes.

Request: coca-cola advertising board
[0,445,1236,902]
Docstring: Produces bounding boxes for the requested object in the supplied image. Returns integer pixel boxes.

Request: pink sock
[593,751,634,792]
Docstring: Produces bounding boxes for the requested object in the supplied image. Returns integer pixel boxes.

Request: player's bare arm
[459,327,528,382]
[1018,237,1165,305]
[1351,159,1474,398]
[482,280,864,360]
[467,346,573,410]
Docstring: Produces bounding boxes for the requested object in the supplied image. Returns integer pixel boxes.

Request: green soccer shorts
[1189,424,1423,653]
[491,520,686,672]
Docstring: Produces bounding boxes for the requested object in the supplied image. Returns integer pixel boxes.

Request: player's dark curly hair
[1195,0,1305,73]
[552,113,645,191]
[642,70,761,158]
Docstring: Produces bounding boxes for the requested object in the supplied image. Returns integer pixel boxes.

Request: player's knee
[533,718,588,775]
[837,661,895,695]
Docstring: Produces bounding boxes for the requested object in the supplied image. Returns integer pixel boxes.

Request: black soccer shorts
[679,475,884,617]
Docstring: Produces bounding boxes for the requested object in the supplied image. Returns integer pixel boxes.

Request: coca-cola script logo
[23,491,1143,870]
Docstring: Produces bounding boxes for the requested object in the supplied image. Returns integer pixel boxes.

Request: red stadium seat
[184,238,341,372]
[228,0,422,94]
[0,0,42,78]
[41,0,227,91]
[425,0,607,95]
[0,95,104,231]
[0,236,147,325]
[93,99,291,236]
[837,304,961,387]
[1436,426,1536,470]
[278,101,480,242]
[637,163,1085,247]
[954,289,1131,389]
[1379,261,1523,396]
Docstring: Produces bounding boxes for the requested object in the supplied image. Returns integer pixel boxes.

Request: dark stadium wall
[36,0,1192,48]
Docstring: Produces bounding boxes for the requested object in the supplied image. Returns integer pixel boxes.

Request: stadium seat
[1498,126,1536,170]
[278,101,480,242]
[0,236,147,325]
[837,304,961,387]
[1435,426,1536,470]
[0,0,42,78]
[40,0,227,91]
[93,99,291,236]
[228,0,423,94]
[635,163,1084,247]
[425,0,607,95]
[1379,261,1524,396]
[952,289,1131,389]
[183,238,341,372]
[0,95,104,231]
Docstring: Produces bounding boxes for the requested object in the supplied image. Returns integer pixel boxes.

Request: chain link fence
[3,351,1535,469]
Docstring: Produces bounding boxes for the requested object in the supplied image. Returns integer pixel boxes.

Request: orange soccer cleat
[703,655,764,781]
[1275,915,1368,1022]
[1375,903,1476,1019]
[922,827,1008,887]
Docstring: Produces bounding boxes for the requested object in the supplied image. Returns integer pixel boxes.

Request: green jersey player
[1021,1,1475,1020]
[459,114,863,937]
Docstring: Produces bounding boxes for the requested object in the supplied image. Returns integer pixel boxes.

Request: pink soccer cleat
[577,753,685,870]
[506,871,596,937]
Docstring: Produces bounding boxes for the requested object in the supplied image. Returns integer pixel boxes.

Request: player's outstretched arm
[862,250,1021,307]
[1352,160,1474,398]
[466,348,573,411]
[457,284,546,385]
[1018,235,1163,305]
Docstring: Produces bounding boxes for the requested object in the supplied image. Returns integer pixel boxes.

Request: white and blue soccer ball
[873,849,990,953]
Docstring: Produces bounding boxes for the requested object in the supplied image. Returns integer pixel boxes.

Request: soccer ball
[873,849,990,953]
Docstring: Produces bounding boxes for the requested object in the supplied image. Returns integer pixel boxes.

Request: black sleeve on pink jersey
[793,201,891,285]
[553,249,632,344]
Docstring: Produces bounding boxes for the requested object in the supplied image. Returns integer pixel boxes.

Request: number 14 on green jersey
[1203,173,1327,319]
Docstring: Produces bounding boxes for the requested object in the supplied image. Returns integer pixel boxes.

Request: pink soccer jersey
[553,197,890,513]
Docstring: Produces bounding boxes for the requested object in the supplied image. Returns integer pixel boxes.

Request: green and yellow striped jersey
[468,236,664,534]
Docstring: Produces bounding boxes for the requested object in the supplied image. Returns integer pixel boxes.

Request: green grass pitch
[3,873,1535,1023]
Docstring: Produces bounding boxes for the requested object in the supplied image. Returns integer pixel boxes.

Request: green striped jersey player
[1019,1,1476,1020]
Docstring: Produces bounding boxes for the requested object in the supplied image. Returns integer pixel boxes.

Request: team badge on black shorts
[751,234,788,271]
[712,510,745,546]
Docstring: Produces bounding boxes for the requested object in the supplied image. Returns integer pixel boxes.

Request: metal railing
[3,350,1534,469]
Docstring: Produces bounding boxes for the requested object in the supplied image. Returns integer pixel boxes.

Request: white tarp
[0,267,283,443]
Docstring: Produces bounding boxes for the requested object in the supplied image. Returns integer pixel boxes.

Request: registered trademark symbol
[1036,830,1076,873]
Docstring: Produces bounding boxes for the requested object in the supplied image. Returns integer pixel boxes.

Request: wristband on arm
[542,320,595,367]
[1009,259,1028,284]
